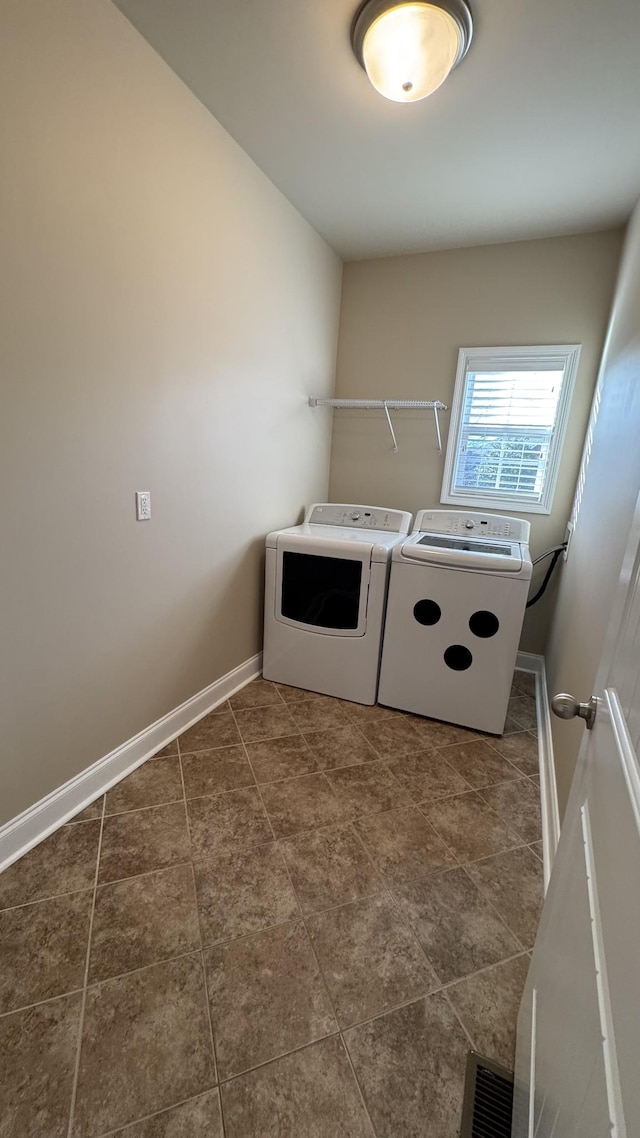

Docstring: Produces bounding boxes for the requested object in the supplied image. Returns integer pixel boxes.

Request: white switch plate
[136,491,151,521]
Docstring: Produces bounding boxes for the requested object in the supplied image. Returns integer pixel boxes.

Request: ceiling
[113,0,640,260]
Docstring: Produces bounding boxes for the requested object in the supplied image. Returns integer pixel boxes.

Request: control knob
[465,520,475,529]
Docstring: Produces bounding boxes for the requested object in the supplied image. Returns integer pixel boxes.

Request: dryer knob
[465,520,475,529]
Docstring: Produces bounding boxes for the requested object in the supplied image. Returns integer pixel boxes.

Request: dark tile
[275,683,332,704]
[105,757,183,815]
[0,992,82,1138]
[187,787,272,860]
[234,704,299,742]
[245,734,318,783]
[260,773,347,838]
[393,867,520,984]
[508,695,538,732]
[181,745,255,799]
[68,798,104,823]
[512,670,536,697]
[89,864,200,983]
[281,824,383,915]
[0,822,101,909]
[437,739,521,789]
[195,844,299,946]
[447,954,530,1068]
[307,894,436,1027]
[344,993,469,1138]
[209,700,232,716]
[111,1090,223,1136]
[502,714,524,735]
[422,791,520,863]
[326,761,412,818]
[229,677,283,711]
[205,921,336,1079]
[151,741,178,759]
[98,803,190,884]
[466,846,544,948]
[344,702,401,724]
[221,1034,374,1138]
[178,712,241,753]
[73,955,215,1137]
[360,718,424,760]
[479,778,542,844]
[408,718,487,748]
[386,750,471,802]
[490,731,539,777]
[290,700,352,732]
[530,840,544,862]
[303,724,378,770]
[0,891,91,1014]
[353,806,454,886]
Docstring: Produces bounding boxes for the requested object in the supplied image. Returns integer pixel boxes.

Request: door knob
[551,692,597,730]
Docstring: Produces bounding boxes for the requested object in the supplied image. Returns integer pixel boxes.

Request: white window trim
[440,344,581,516]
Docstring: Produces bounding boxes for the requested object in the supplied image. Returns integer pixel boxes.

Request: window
[441,345,581,515]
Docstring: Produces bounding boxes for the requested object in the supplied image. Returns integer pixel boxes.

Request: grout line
[0,985,86,1021]
[0,884,95,916]
[102,793,185,819]
[91,1089,222,1138]
[66,792,106,1138]
[214,1028,341,1087]
[86,859,194,894]
[227,706,280,851]
[438,949,531,994]
[457,864,528,955]
[339,1034,379,1137]
[199,940,221,1098]
[442,988,477,1051]
[72,947,206,994]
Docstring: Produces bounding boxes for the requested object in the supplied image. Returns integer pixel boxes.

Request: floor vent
[460,1051,514,1138]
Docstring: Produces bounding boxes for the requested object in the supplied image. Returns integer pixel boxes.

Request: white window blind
[441,346,581,515]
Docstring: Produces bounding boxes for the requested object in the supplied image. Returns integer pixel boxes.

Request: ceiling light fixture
[351,0,473,104]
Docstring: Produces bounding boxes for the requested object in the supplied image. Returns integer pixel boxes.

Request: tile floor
[0,670,542,1138]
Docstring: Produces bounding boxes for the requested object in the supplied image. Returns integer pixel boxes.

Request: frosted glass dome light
[351,0,473,104]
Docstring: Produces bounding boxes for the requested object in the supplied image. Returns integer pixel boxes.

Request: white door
[512,500,640,1137]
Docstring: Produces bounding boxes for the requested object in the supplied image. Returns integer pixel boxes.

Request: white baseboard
[516,650,560,892]
[0,652,263,874]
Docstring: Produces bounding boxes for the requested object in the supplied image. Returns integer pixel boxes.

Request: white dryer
[378,509,532,734]
[263,503,412,705]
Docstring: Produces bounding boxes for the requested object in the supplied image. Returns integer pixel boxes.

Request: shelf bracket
[383,402,399,452]
[433,404,442,454]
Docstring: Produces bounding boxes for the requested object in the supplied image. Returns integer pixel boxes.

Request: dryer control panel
[307,503,411,533]
[414,509,530,544]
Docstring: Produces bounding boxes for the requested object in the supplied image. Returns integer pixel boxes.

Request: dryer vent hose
[526,544,568,608]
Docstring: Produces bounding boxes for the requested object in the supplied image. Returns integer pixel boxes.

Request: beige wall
[0,0,342,824]
[328,232,623,653]
[547,199,640,812]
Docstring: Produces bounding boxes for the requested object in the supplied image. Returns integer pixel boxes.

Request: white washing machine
[263,503,412,705]
[378,509,532,734]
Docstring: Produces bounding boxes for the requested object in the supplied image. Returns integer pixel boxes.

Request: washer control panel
[307,503,411,534]
[414,509,530,544]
